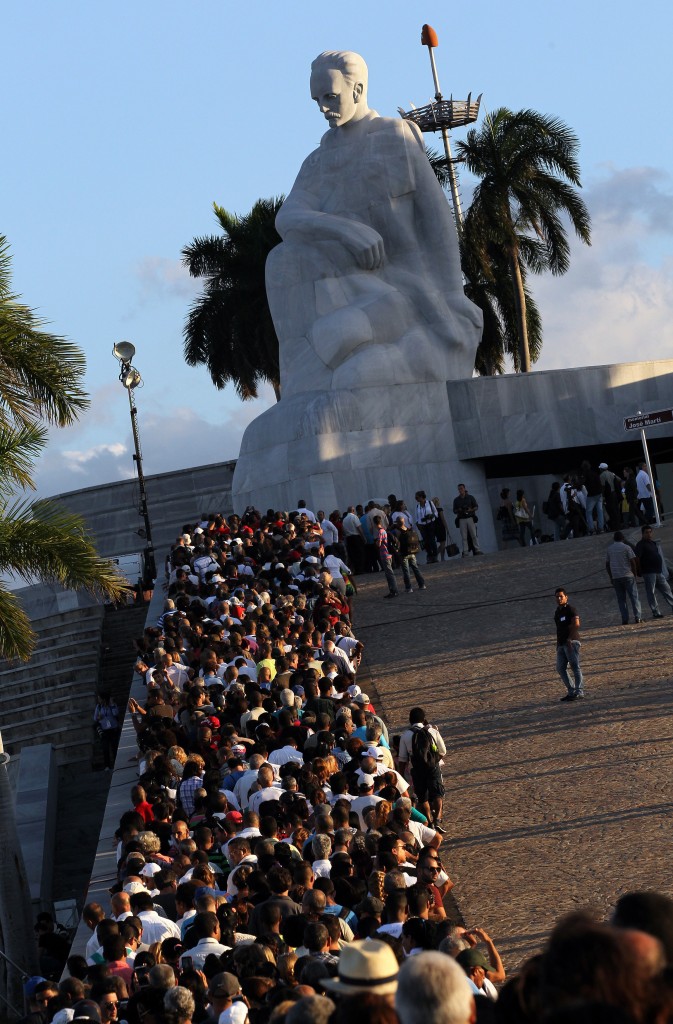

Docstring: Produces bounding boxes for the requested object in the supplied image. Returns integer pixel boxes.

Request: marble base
[232,382,497,551]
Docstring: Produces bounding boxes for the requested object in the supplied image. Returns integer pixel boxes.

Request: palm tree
[0,236,128,1010]
[182,198,283,400]
[461,207,543,374]
[0,236,90,428]
[0,237,128,660]
[455,108,591,372]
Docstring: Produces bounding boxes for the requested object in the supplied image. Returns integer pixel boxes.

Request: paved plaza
[356,524,673,971]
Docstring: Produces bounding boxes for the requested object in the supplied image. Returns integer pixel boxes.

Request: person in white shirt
[268,738,304,767]
[350,775,383,829]
[323,550,351,597]
[636,462,655,521]
[318,512,340,546]
[178,912,231,969]
[293,501,317,523]
[248,765,284,814]
[131,893,181,943]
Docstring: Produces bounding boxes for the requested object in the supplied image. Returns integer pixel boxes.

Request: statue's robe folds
[266,113,482,397]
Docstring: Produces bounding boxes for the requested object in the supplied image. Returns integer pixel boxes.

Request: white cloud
[61,441,129,473]
[526,165,673,371]
[33,388,276,499]
[133,256,201,304]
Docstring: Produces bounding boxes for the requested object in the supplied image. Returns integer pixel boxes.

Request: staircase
[91,604,149,769]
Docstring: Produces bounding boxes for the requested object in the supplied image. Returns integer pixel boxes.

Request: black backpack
[411,726,440,770]
[387,529,401,554]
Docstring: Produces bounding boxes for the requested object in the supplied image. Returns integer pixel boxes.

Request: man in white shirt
[342,506,366,575]
[233,754,267,808]
[636,462,655,521]
[268,738,304,767]
[350,775,383,829]
[293,500,317,523]
[248,765,284,814]
[178,912,231,969]
[130,893,181,943]
[318,512,340,546]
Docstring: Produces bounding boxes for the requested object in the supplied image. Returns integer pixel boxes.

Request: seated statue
[266,50,482,398]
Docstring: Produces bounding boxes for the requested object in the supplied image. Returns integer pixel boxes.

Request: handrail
[0,985,23,1019]
[0,943,30,980]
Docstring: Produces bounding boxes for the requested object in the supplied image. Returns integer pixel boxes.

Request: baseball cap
[456,948,493,973]
[354,693,370,705]
[225,810,243,824]
[359,774,375,788]
[208,972,242,998]
[599,462,608,470]
[71,1002,102,1024]
[364,746,384,761]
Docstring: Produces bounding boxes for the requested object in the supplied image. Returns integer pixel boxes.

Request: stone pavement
[354,524,673,972]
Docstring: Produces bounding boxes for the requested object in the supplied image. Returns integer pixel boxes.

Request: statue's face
[310,67,363,128]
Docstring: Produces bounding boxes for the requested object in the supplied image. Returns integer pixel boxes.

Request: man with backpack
[397,707,447,834]
[396,519,427,593]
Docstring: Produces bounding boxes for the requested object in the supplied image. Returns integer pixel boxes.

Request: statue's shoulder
[366,115,424,146]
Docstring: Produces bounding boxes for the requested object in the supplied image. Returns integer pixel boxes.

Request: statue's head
[310,51,369,129]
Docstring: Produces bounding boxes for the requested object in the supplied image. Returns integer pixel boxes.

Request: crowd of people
[498,461,661,546]
[25,500,673,1024]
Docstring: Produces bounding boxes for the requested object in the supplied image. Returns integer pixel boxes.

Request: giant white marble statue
[267,50,482,395]
[232,50,489,541]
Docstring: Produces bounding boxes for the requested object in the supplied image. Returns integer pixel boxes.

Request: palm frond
[0,498,130,604]
[0,586,36,663]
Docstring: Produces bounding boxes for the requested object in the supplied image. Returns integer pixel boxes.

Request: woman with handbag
[514,489,537,547]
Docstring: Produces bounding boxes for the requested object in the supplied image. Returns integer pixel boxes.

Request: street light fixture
[112,341,156,588]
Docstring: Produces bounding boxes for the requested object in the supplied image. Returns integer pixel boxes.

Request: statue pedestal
[232,381,497,551]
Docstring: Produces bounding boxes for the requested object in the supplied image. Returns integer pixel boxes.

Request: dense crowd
[26,502,673,1024]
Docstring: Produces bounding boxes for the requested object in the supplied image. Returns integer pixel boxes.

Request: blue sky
[3,0,673,498]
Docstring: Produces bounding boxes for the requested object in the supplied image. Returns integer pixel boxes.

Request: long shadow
[450,801,673,849]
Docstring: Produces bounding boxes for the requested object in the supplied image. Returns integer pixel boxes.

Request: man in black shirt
[634,525,673,618]
[554,587,585,702]
[452,484,482,557]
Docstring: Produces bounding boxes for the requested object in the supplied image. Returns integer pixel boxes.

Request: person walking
[553,588,585,701]
[634,525,673,618]
[396,519,427,593]
[452,484,482,557]
[606,532,643,625]
[374,515,398,599]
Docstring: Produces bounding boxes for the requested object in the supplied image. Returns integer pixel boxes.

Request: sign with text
[624,409,673,431]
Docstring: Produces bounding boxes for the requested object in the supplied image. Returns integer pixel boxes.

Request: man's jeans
[556,640,584,695]
[643,573,673,615]
[585,494,604,533]
[613,576,642,623]
[401,555,425,591]
[379,554,398,595]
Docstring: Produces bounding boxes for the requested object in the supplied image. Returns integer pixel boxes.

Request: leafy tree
[455,108,591,371]
[182,198,283,400]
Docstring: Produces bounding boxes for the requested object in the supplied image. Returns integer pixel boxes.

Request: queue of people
[497,461,663,547]
[25,501,673,1024]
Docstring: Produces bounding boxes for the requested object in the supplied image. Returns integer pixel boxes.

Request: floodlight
[112,340,136,363]
[123,368,142,390]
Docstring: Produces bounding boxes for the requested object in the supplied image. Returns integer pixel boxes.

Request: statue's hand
[341,222,385,270]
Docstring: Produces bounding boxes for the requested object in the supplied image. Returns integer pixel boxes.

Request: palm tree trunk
[0,739,39,1011]
[508,249,530,373]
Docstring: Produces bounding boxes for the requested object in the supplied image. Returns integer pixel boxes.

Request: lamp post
[112,341,156,588]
